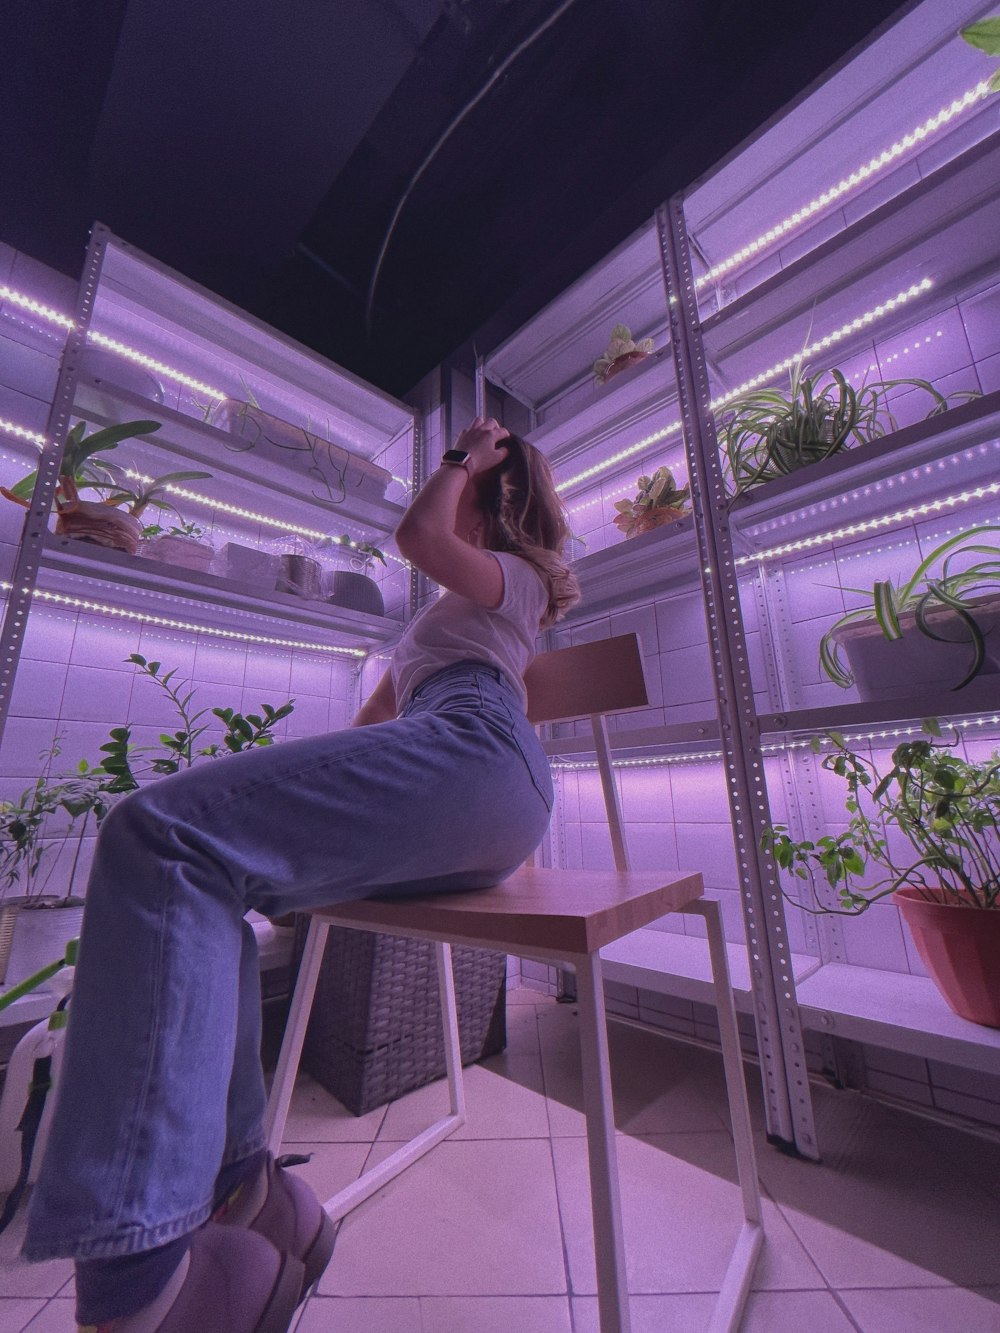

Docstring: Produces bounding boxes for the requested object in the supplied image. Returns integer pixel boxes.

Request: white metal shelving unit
[482,0,1000,1153]
[0,224,418,1019]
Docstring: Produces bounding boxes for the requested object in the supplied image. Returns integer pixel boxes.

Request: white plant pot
[211,401,391,504]
[0,897,85,991]
[142,534,216,573]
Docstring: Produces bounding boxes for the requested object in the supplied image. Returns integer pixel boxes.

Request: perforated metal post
[655,199,818,1158]
[0,224,109,749]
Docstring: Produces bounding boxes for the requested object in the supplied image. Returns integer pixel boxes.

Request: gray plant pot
[327,570,384,617]
[834,595,1000,701]
[276,554,323,599]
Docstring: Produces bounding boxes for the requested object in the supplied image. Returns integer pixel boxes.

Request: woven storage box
[292,918,507,1115]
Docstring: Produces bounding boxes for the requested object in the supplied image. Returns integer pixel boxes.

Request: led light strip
[0,285,76,329]
[552,711,1000,771]
[1,582,365,657]
[124,471,409,570]
[736,481,1000,565]
[555,279,933,495]
[695,84,991,288]
[0,416,47,448]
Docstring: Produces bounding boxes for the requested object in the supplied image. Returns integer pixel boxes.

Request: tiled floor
[3,987,1000,1331]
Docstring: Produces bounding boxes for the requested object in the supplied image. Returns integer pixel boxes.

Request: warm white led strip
[552,711,1000,771]
[1,582,365,657]
[736,481,1000,565]
[0,285,76,329]
[555,278,933,495]
[85,331,226,399]
[0,415,47,449]
[696,84,991,287]
[124,471,409,570]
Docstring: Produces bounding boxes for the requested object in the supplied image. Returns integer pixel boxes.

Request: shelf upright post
[655,198,818,1159]
[0,223,109,750]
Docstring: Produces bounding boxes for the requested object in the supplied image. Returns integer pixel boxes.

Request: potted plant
[206,380,392,505]
[612,466,690,539]
[0,740,125,988]
[762,724,1000,1026]
[819,525,1000,699]
[323,535,387,616]
[2,419,211,557]
[140,519,216,574]
[719,363,972,497]
[593,324,655,384]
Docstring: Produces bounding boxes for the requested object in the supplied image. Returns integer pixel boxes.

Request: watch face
[442,449,471,464]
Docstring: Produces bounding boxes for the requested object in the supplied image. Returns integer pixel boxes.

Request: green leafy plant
[141,519,207,542]
[719,362,973,497]
[613,467,690,538]
[819,525,1000,690]
[0,739,127,902]
[97,469,213,520]
[114,655,295,780]
[593,324,655,383]
[762,724,1000,914]
[961,17,1000,92]
[1,419,162,511]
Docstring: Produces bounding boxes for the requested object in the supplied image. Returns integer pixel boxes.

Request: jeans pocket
[509,722,554,813]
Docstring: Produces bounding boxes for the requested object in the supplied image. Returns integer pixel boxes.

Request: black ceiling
[3,0,912,398]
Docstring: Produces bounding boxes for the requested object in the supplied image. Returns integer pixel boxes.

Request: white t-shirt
[391,551,548,713]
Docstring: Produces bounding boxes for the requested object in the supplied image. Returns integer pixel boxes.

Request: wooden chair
[265,634,764,1333]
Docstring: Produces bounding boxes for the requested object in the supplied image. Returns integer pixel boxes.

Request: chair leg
[683,899,764,1333]
[574,950,631,1333]
[317,936,468,1224]
[264,916,330,1154]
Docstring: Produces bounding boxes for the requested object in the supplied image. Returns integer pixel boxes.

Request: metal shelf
[72,375,407,535]
[795,963,1000,1075]
[40,534,405,649]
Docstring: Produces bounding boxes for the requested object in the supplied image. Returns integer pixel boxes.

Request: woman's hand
[455,416,510,474]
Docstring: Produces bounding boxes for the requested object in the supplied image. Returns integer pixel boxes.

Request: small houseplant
[961,17,1000,92]
[140,519,216,574]
[612,467,690,539]
[719,363,971,497]
[322,535,387,616]
[819,525,1000,698]
[762,725,1000,1026]
[2,419,210,557]
[593,324,655,384]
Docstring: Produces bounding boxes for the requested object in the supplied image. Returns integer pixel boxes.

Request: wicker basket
[291,918,507,1115]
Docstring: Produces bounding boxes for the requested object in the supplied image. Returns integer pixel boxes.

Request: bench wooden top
[313,867,704,958]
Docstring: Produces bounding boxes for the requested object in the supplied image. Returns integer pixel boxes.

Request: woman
[23,417,580,1332]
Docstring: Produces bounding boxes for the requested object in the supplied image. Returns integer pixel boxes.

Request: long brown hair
[476,433,580,627]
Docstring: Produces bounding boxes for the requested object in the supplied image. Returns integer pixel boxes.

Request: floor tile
[507,986,556,1006]
[279,1072,388,1143]
[319,1138,567,1298]
[750,1091,1000,1289]
[551,1131,823,1296]
[538,1007,730,1137]
[296,1295,422,1331]
[377,1056,549,1142]
[0,1301,46,1333]
[273,1140,374,1208]
[503,1000,544,1056]
[21,1299,73,1331]
[839,1284,1000,1331]
[0,1208,73,1301]
[419,1294,573,1331]
[571,1289,857,1332]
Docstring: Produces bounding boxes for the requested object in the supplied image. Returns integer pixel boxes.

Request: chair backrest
[524,633,648,873]
[523,632,648,724]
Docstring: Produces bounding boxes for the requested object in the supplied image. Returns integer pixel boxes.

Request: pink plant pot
[894,887,1000,1028]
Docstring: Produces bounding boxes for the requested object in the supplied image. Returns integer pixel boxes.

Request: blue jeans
[24,663,552,1261]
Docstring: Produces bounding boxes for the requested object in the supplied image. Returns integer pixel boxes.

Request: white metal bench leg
[682,899,764,1333]
[574,949,631,1333]
[265,916,331,1152]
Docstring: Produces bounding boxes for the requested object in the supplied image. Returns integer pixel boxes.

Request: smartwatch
[441,448,473,474]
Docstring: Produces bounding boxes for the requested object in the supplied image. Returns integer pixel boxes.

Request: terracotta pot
[55,502,143,556]
[617,505,687,539]
[599,349,648,383]
[894,887,1000,1027]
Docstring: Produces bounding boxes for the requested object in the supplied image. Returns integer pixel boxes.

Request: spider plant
[819,525,1000,690]
[719,362,969,497]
